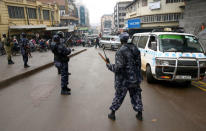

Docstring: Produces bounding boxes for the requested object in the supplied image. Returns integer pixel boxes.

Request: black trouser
[22,54,28,66]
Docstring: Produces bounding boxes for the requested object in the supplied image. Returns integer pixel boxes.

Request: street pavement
[0,47,84,83]
[0,47,206,131]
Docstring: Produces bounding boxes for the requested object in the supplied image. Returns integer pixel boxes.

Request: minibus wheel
[146,65,156,83]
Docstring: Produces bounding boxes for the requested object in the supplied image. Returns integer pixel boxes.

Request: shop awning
[9,25,46,30]
[46,26,69,31]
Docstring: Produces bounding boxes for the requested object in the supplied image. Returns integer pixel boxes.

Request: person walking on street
[20,33,30,68]
[95,37,100,48]
[2,34,14,65]
[50,35,71,95]
[106,32,143,121]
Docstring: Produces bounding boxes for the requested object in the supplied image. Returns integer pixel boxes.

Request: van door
[145,35,158,73]
[137,35,149,71]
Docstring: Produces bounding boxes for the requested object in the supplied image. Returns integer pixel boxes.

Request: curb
[0,49,87,88]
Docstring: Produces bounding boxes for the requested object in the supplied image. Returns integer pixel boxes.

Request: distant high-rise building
[76,4,90,27]
[101,14,114,35]
[114,1,132,32]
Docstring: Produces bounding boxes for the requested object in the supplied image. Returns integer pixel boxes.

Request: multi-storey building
[114,1,132,32]
[0,0,60,38]
[125,0,185,34]
[101,14,114,35]
[76,4,90,27]
[179,0,206,50]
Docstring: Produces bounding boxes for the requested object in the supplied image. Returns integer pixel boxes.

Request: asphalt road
[0,47,206,131]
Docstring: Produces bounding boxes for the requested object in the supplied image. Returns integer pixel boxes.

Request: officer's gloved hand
[106,58,110,64]
[106,63,112,70]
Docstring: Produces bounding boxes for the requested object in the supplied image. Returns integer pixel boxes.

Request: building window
[38,7,41,20]
[8,6,25,19]
[43,10,50,20]
[140,13,182,23]
[166,0,184,3]
[51,11,54,22]
[142,0,148,7]
[28,8,37,19]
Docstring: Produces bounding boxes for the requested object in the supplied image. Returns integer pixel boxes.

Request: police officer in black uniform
[106,33,143,120]
[20,33,30,68]
[51,35,71,95]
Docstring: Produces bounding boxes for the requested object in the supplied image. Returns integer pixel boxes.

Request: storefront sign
[128,18,141,29]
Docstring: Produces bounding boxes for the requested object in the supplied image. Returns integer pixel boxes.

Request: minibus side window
[138,36,149,49]
[132,36,140,46]
[148,36,157,51]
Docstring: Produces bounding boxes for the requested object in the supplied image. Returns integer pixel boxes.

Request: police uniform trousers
[61,62,69,89]
[21,49,28,66]
[55,61,69,89]
[110,85,143,112]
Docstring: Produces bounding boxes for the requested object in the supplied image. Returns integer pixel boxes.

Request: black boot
[8,60,12,65]
[10,60,14,64]
[61,87,71,95]
[108,110,116,120]
[24,64,30,68]
[136,111,143,121]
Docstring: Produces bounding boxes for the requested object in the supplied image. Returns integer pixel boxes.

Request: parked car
[132,32,206,85]
[100,36,121,50]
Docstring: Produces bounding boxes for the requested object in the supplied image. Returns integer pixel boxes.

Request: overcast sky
[76,0,132,26]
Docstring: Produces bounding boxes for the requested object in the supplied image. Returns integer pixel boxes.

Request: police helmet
[53,35,60,42]
[119,32,129,43]
[21,32,26,38]
[57,31,64,38]
[2,34,6,38]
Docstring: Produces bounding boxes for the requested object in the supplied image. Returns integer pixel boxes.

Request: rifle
[98,52,109,64]
[98,47,110,64]
[26,45,32,58]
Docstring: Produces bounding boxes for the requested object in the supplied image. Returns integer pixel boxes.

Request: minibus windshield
[159,35,204,53]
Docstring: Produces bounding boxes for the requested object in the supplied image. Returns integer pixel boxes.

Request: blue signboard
[128,18,141,29]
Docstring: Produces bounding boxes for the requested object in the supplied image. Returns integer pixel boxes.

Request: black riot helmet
[21,32,26,38]
[2,34,6,38]
[57,31,64,38]
[119,32,129,44]
[53,35,60,43]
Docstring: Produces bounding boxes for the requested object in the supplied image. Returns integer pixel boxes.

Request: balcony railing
[7,0,23,2]
[27,0,36,3]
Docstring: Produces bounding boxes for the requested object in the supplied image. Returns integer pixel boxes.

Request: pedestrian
[2,34,14,64]
[20,33,30,68]
[50,35,71,95]
[12,36,20,56]
[95,37,100,48]
[106,32,143,121]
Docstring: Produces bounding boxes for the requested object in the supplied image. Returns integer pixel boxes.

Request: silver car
[100,36,121,50]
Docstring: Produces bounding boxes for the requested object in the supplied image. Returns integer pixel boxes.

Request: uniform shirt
[50,42,71,62]
[107,43,142,88]
[20,38,29,54]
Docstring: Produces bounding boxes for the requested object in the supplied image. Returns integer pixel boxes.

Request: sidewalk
[0,47,86,87]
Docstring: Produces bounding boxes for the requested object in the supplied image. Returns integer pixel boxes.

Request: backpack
[123,45,142,88]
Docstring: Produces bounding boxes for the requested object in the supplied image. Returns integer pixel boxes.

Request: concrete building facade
[0,0,60,38]
[101,14,114,35]
[179,0,206,35]
[114,1,132,32]
[125,0,185,33]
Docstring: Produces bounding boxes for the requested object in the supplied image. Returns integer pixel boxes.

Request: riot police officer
[106,33,143,121]
[20,33,30,68]
[51,35,71,95]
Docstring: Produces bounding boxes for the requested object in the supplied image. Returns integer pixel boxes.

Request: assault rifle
[98,47,110,64]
